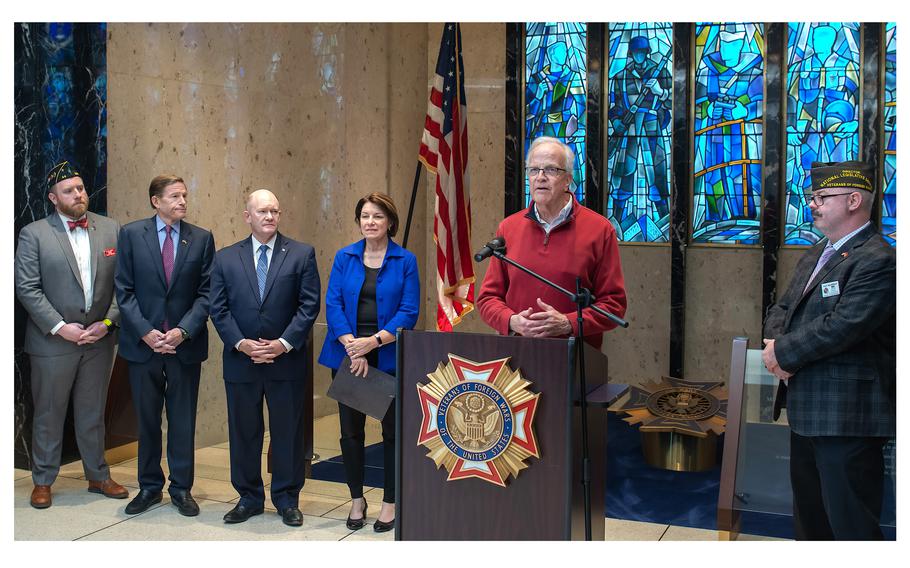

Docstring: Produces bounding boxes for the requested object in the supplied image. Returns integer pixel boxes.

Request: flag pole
[402,162,422,249]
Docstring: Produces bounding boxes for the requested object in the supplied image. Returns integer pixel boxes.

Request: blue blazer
[210,232,321,383]
[115,216,215,364]
[318,239,419,374]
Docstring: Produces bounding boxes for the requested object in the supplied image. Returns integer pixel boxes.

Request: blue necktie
[257,244,269,300]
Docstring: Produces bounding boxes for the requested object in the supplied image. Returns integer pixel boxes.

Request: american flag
[419,23,474,331]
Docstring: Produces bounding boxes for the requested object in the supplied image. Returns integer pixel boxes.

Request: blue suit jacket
[115,216,214,364]
[210,232,321,383]
[318,239,419,374]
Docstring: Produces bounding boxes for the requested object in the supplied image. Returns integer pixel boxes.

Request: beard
[58,200,88,219]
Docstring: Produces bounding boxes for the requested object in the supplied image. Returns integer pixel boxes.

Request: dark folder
[326,357,396,420]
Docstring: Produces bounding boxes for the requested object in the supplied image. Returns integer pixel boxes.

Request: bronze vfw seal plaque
[416,355,540,486]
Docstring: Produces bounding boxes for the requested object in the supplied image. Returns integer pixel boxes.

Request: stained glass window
[783,23,861,246]
[883,22,897,246]
[692,23,765,244]
[607,23,673,242]
[525,23,587,205]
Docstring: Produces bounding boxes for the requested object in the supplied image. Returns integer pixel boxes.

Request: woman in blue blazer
[318,193,419,533]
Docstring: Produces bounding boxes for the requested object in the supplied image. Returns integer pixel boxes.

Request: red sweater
[477,197,627,348]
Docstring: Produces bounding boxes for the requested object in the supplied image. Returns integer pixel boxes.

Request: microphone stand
[488,246,628,540]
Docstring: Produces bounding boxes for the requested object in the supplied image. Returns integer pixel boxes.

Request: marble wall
[106,23,428,447]
[14,23,110,470]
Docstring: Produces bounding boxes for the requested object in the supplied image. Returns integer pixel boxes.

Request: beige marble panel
[605,245,672,387]
[109,23,431,440]
[684,246,764,381]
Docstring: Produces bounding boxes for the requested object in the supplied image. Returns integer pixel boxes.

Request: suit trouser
[29,344,115,485]
[127,354,201,495]
[790,430,888,540]
[225,378,306,510]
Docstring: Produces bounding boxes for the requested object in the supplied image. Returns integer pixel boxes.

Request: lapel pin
[841,252,848,258]
[281,248,286,252]
[181,239,188,245]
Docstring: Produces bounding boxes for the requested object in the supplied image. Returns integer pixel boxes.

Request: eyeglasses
[525,166,567,178]
[805,191,856,206]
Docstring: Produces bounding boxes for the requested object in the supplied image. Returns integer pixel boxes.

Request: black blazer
[209,232,320,383]
[115,216,215,364]
[764,224,895,437]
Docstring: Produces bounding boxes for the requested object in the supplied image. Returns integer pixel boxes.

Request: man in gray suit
[763,161,895,540]
[15,160,130,509]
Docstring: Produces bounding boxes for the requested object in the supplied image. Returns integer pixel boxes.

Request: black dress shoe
[170,491,200,517]
[279,506,303,527]
[125,489,163,515]
[373,517,395,533]
[223,503,264,524]
[346,499,368,530]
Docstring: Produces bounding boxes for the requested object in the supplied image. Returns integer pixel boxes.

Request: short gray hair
[527,136,575,179]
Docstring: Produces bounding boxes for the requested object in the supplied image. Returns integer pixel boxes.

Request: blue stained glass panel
[607,22,673,242]
[784,23,861,245]
[692,23,765,244]
[883,22,896,246]
[525,22,587,206]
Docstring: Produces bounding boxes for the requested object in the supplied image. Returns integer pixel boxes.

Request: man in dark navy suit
[115,175,215,517]
[209,189,320,527]
[763,161,895,540]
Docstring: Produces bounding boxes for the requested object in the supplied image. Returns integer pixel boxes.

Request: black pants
[790,430,888,540]
[332,362,396,504]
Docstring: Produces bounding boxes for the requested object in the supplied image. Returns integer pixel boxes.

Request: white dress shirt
[50,212,93,335]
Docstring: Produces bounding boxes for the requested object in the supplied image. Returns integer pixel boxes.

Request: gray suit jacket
[764,225,895,438]
[15,211,121,357]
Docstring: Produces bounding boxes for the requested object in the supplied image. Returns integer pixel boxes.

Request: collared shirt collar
[251,233,278,251]
[155,215,181,236]
[58,211,87,227]
[533,196,573,234]
[830,221,871,251]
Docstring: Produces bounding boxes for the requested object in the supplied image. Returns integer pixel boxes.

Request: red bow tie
[67,217,88,231]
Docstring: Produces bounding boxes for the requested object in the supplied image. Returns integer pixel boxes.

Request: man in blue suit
[210,189,320,527]
[115,175,215,517]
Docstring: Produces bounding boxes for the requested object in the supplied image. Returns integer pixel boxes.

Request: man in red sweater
[477,137,627,348]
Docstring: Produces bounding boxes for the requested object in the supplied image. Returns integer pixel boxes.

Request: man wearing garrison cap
[762,160,895,540]
[15,160,129,509]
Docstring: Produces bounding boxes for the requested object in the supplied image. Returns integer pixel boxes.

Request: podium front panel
[397,330,606,540]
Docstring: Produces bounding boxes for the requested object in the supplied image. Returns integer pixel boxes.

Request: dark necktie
[67,217,88,231]
[162,225,174,330]
[257,244,269,301]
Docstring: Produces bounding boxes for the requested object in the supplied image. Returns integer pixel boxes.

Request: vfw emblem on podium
[416,354,540,487]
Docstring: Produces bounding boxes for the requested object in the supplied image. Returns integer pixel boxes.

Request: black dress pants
[790,430,889,540]
[332,357,396,504]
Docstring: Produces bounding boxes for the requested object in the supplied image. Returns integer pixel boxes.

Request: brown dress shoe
[87,478,129,499]
[30,485,51,509]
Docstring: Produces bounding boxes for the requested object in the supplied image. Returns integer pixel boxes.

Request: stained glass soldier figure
[608,35,672,226]
[702,29,763,221]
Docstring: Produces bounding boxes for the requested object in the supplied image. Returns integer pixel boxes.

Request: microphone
[474,236,506,262]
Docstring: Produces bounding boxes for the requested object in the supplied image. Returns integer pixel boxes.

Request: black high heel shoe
[346,498,368,530]
[373,516,395,533]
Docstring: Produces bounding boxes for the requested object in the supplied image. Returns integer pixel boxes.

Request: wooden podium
[396,330,607,540]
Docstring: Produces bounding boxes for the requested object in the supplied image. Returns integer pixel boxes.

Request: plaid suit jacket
[764,225,895,437]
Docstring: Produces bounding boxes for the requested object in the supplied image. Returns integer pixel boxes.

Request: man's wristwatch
[178,327,190,340]
[102,318,115,329]
[374,334,383,346]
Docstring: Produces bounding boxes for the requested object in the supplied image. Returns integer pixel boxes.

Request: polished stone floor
[13,414,784,541]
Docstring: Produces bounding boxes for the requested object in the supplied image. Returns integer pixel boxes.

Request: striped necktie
[257,244,269,300]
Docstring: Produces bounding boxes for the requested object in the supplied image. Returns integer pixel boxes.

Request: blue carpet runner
[309,412,895,539]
